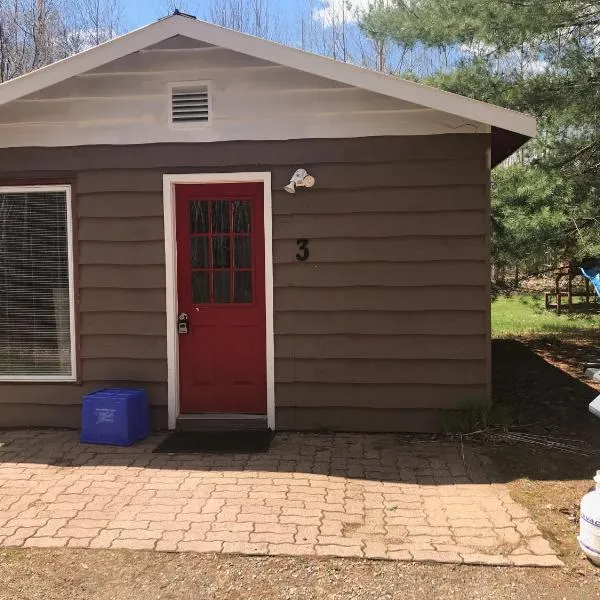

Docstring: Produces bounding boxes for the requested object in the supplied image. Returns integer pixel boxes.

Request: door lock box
[177,313,189,334]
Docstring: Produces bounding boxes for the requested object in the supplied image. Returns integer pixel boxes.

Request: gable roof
[0,14,536,163]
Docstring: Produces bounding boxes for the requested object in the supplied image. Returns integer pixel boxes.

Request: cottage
[0,13,535,432]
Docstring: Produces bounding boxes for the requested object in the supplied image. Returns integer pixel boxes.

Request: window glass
[213,272,231,303]
[190,201,209,233]
[211,201,229,233]
[187,197,255,306]
[234,271,253,303]
[191,272,210,304]
[212,237,231,268]
[233,237,252,269]
[0,189,73,377]
[191,237,209,268]
[233,201,251,233]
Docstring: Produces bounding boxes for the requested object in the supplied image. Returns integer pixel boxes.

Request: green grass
[492,293,600,337]
[443,402,514,434]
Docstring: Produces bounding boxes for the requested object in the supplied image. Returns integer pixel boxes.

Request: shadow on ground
[0,338,597,488]
[493,338,598,436]
[488,338,600,483]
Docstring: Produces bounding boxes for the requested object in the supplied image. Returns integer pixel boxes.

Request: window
[0,186,75,381]
[169,82,212,127]
[189,198,254,305]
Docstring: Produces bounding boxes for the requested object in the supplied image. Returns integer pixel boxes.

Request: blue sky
[118,0,458,77]
[121,0,298,31]
[122,1,169,29]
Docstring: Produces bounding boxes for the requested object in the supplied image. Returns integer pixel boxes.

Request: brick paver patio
[0,430,561,566]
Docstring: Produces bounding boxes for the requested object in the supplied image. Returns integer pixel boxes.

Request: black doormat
[153,430,274,454]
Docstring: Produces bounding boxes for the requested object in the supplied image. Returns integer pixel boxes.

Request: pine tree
[361,0,600,270]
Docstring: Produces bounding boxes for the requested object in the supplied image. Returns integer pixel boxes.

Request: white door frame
[162,172,275,430]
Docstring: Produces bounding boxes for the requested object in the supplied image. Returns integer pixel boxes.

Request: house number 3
[296,239,310,262]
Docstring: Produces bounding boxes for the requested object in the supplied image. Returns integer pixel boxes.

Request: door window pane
[190,201,209,233]
[191,238,209,268]
[211,201,229,233]
[234,271,253,303]
[213,272,231,303]
[212,237,230,268]
[233,237,251,268]
[191,272,210,303]
[185,197,256,306]
[233,201,251,233]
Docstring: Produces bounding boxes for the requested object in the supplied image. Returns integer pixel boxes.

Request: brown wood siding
[0,404,167,428]
[0,134,491,428]
[275,383,487,409]
[275,407,446,433]
[81,336,167,360]
[272,186,486,214]
[274,311,486,335]
[273,211,485,238]
[78,217,164,241]
[274,237,486,263]
[80,265,166,289]
[81,313,166,336]
[274,262,488,287]
[275,359,486,385]
[0,136,489,171]
[274,287,487,311]
[78,193,164,217]
[275,335,486,360]
[82,359,167,382]
[79,241,165,265]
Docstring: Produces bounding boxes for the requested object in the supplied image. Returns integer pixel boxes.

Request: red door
[175,183,266,414]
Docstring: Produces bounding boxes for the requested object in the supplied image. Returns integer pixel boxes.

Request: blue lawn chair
[581,265,600,298]
[581,264,600,420]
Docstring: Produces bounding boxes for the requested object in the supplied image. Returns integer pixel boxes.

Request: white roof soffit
[0,14,537,138]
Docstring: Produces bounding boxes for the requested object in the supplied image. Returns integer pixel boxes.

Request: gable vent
[170,84,211,125]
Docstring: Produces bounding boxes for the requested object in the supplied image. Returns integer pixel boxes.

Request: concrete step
[176,414,268,432]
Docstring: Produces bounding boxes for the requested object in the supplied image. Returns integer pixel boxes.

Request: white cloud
[460,42,496,56]
[460,42,549,75]
[312,0,375,25]
[524,59,548,74]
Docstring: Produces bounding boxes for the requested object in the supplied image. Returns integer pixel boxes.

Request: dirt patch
[483,337,600,576]
[523,335,600,395]
[492,336,600,439]
[0,548,598,600]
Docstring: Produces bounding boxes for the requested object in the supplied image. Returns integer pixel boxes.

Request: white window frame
[167,81,213,129]
[0,184,77,382]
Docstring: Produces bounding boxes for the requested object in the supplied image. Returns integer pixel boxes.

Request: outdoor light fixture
[284,169,316,194]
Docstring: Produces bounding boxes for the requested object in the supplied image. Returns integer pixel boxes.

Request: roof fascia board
[0,15,536,138]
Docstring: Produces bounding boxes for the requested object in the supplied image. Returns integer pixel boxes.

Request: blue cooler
[81,388,150,446]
